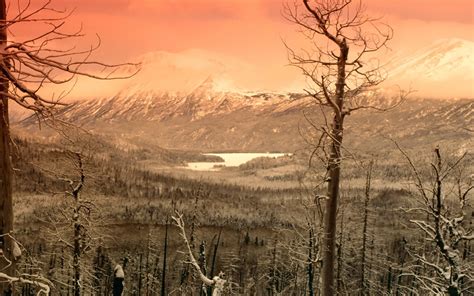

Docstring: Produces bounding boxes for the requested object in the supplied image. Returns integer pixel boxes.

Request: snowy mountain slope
[51,76,308,124]
[11,38,474,151]
[387,38,474,98]
[8,37,471,120]
[117,38,474,99]
[16,84,473,152]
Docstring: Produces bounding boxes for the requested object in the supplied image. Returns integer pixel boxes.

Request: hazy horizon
[12,0,474,100]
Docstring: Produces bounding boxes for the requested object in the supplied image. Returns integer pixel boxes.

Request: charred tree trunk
[270,242,278,295]
[208,228,222,296]
[336,206,345,294]
[321,40,348,296]
[72,214,82,296]
[72,154,85,296]
[286,1,395,294]
[360,161,374,295]
[161,221,169,296]
[0,1,14,294]
[307,228,314,296]
[198,241,207,296]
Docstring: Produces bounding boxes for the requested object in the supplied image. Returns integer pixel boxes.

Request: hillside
[388,38,474,98]
[14,87,473,153]
[12,38,473,153]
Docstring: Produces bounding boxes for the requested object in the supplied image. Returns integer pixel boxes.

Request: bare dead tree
[66,152,85,296]
[360,160,373,295]
[307,227,315,296]
[34,143,90,296]
[283,1,407,294]
[208,228,223,296]
[172,212,227,296]
[1,0,138,117]
[0,1,13,289]
[398,146,473,295]
[36,144,104,296]
[0,0,138,288]
[278,177,325,294]
[278,195,324,294]
[161,219,169,296]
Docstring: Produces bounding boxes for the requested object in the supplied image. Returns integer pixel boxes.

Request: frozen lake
[186,152,288,171]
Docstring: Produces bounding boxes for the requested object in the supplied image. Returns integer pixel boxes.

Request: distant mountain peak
[192,75,221,93]
[388,38,474,98]
[191,75,241,95]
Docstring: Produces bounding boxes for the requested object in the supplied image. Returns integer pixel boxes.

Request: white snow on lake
[186,153,288,171]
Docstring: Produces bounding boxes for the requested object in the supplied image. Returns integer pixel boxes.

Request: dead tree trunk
[321,38,348,296]
[173,213,226,296]
[208,228,222,296]
[71,153,85,296]
[198,241,207,296]
[161,221,169,296]
[360,161,374,295]
[284,0,398,286]
[0,0,14,293]
[307,228,314,296]
[0,2,138,293]
[72,217,81,296]
[336,205,345,294]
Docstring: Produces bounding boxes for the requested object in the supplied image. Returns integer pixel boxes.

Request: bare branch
[172,212,227,295]
[2,0,140,122]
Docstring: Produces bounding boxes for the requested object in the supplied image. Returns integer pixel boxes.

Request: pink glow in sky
[11,0,474,97]
[48,0,472,57]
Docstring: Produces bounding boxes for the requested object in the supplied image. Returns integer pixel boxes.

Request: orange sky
[10,0,474,97]
[41,0,473,59]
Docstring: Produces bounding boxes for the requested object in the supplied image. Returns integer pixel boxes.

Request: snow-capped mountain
[12,38,473,152]
[52,75,307,124]
[16,77,473,152]
[121,49,245,95]
[117,38,474,100]
[387,38,474,98]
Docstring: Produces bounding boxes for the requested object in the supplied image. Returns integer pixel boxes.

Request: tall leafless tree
[64,152,86,296]
[0,0,137,289]
[360,160,373,295]
[283,0,406,294]
[0,1,13,290]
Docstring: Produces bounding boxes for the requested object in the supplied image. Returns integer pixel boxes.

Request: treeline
[12,137,304,229]
[13,137,302,201]
[11,137,473,295]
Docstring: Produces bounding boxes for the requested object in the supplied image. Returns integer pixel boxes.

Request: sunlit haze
[13,0,474,98]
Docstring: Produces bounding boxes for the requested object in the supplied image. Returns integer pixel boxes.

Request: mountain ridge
[14,86,473,153]
[10,38,473,152]
[387,38,474,98]
[29,37,471,102]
